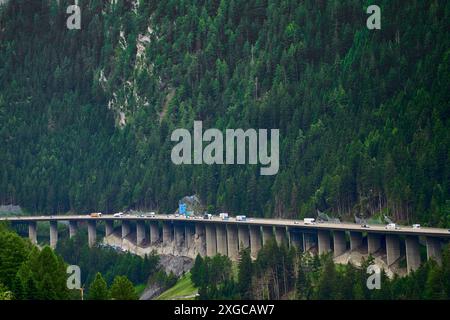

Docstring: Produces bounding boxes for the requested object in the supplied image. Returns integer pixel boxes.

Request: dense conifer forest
[0,0,449,227]
[0,222,155,300]
[190,242,450,300]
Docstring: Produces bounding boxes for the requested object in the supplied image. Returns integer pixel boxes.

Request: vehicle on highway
[361,224,370,228]
[113,212,123,217]
[203,213,212,220]
[294,221,300,225]
[236,215,246,221]
[149,212,156,216]
[412,224,421,229]
[175,214,180,218]
[385,223,399,230]
[90,212,102,218]
[304,218,315,225]
[219,213,229,220]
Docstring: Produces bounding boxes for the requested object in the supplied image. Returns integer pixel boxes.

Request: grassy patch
[135,283,146,297]
[156,273,198,300]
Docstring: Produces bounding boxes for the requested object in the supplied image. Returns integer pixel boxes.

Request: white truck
[304,218,315,225]
[203,213,213,220]
[219,213,229,220]
[236,215,247,221]
[385,223,398,230]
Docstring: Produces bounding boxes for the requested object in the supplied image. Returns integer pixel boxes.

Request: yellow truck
[90,212,102,218]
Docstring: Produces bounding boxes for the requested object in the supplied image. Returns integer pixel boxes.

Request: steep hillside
[0,0,449,226]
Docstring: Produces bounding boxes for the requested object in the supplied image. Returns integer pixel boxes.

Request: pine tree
[11,275,25,300]
[39,274,57,300]
[316,257,337,300]
[296,256,311,300]
[424,262,445,300]
[110,276,137,300]
[24,276,39,300]
[237,248,253,299]
[88,272,109,300]
[191,254,205,287]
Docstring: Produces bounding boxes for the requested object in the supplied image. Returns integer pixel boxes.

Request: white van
[219,213,229,220]
[304,218,315,225]
[385,223,398,230]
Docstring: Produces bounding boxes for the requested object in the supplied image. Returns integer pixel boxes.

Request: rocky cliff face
[103,232,199,276]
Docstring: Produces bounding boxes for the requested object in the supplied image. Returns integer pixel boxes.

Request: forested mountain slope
[0,0,449,226]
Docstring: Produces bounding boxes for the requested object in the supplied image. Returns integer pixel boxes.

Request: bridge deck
[1,215,449,238]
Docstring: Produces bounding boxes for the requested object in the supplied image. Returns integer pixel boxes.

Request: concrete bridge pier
[216,224,228,256]
[368,233,382,255]
[88,221,96,248]
[69,221,78,238]
[50,221,58,249]
[386,234,401,266]
[318,230,331,255]
[122,221,131,239]
[238,225,250,251]
[426,237,442,265]
[262,226,274,246]
[150,222,159,244]
[288,229,302,251]
[105,220,114,237]
[350,232,363,251]
[28,221,37,244]
[303,233,315,252]
[162,222,173,244]
[249,226,262,259]
[174,223,184,247]
[226,224,239,261]
[205,224,217,257]
[136,221,146,245]
[195,223,205,238]
[405,236,421,273]
[275,227,287,246]
[195,223,206,257]
[333,231,346,257]
[185,223,194,248]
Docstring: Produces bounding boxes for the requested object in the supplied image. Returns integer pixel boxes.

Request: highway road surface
[1,214,450,237]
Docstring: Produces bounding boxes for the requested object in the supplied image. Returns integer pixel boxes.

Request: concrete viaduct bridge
[2,215,449,274]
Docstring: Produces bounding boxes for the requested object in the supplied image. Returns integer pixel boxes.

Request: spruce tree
[238,248,253,299]
[88,272,109,300]
[110,275,138,300]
